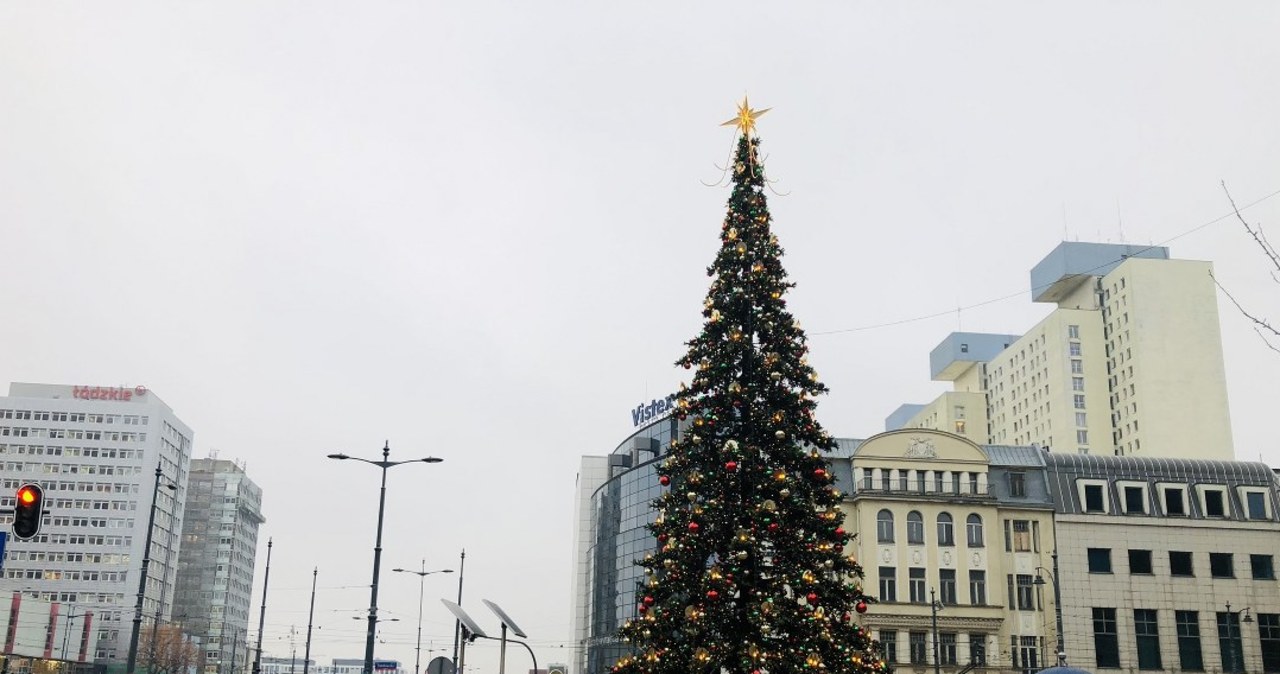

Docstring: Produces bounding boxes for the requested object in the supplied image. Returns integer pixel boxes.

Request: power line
[811,185,1280,337]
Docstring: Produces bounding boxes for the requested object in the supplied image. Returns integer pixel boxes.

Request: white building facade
[890,242,1234,460]
[0,382,194,662]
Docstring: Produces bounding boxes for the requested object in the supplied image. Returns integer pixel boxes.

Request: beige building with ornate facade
[841,429,1058,674]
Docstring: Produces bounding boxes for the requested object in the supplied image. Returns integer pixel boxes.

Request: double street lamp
[393,564,455,674]
[1224,602,1254,674]
[328,442,443,674]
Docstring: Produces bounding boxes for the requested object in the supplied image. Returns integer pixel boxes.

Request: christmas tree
[612,101,886,674]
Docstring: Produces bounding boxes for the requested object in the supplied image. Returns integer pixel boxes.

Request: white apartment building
[889,242,1234,460]
[0,382,194,663]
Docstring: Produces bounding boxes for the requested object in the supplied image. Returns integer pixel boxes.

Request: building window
[1008,473,1026,498]
[1088,548,1113,573]
[1069,324,1080,339]
[960,343,969,354]
[1012,520,1032,552]
[969,634,987,665]
[1071,359,1084,374]
[1210,553,1235,578]
[1084,484,1106,513]
[1124,486,1146,514]
[1218,612,1246,673]
[1075,412,1087,427]
[1135,609,1163,670]
[1258,613,1280,673]
[937,513,955,546]
[878,567,897,602]
[1247,491,1268,520]
[1094,607,1121,668]
[1165,487,1186,516]
[939,633,958,665]
[1072,376,1085,391]
[1129,549,1154,574]
[1070,342,1082,356]
[907,511,925,544]
[1204,489,1227,517]
[966,514,984,547]
[876,509,894,543]
[1015,574,1035,610]
[940,569,957,605]
[1252,554,1276,580]
[880,630,898,664]
[909,632,927,664]
[1074,394,1086,409]
[1076,429,1089,444]
[969,570,987,606]
[909,568,926,603]
[954,420,966,434]
[1177,610,1204,671]
[1170,551,1195,577]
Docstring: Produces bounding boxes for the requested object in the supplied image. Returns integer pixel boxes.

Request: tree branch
[1222,181,1280,275]
[1210,270,1280,353]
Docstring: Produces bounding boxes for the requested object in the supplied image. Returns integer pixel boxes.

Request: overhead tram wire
[810,184,1280,337]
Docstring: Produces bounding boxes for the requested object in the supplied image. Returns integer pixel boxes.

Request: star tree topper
[720,96,770,136]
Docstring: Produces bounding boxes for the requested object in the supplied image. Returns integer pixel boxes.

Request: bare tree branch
[1210,269,1280,353]
[1223,180,1280,275]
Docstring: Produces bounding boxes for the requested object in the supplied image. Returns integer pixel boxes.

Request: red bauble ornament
[725,461,738,472]
[688,521,700,533]
[835,527,846,537]
[637,604,647,614]
[707,590,719,600]
[643,596,655,606]
[856,600,868,614]
[657,534,668,543]
[659,475,670,486]
[807,592,819,605]
[768,523,780,533]
[814,468,828,480]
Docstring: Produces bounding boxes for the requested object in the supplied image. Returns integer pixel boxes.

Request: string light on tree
[613,100,887,674]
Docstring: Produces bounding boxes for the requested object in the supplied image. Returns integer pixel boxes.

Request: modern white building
[889,242,1234,460]
[0,382,194,662]
[173,458,266,674]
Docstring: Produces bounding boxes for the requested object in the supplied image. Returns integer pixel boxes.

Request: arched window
[877,509,895,543]
[966,514,984,547]
[907,511,925,544]
[937,512,955,546]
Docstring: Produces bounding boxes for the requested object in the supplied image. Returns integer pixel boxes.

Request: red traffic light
[12,483,44,540]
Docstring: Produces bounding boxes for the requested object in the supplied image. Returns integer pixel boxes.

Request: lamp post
[393,563,454,674]
[1034,550,1066,666]
[1224,602,1254,674]
[452,549,466,674]
[328,442,444,674]
[126,464,177,674]
[930,588,942,674]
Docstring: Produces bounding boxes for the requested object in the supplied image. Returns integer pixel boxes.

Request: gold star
[721,96,770,135]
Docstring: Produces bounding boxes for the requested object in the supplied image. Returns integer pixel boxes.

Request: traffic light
[12,483,44,540]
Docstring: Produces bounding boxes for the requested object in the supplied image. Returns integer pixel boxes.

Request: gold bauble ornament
[775,430,786,439]
[728,228,739,240]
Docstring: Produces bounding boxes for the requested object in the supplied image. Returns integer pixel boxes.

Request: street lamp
[126,464,178,674]
[929,588,943,674]
[1034,550,1066,666]
[393,563,454,674]
[328,442,444,674]
[1224,602,1254,674]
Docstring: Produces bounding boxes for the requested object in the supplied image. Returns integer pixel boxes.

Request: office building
[173,458,266,674]
[0,382,194,662]
[1043,453,1280,674]
[889,242,1234,460]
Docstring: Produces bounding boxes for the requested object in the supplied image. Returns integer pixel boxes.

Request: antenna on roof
[1116,199,1126,243]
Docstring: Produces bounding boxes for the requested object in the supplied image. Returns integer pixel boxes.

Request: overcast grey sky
[3,1,1279,670]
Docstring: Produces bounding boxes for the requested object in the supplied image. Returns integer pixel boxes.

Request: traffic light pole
[126,465,165,674]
